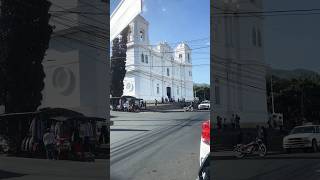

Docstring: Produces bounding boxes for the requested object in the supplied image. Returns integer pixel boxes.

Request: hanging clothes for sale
[29,118,36,138]
[79,122,86,139]
[87,122,93,137]
[55,122,61,138]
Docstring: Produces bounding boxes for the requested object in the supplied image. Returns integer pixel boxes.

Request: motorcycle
[197,154,211,180]
[233,138,267,158]
[184,105,194,112]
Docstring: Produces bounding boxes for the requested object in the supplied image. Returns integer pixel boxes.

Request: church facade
[212,0,268,125]
[122,15,194,101]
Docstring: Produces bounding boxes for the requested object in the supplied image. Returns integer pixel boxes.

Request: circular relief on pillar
[52,67,76,96]
[125,82,134,92]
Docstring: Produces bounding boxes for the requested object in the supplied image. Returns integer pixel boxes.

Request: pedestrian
[223,118,227,129]
[236,115,240,129]
[267,118,272,129]
[124,100,129,111]
[256,125,263,139]
[273,119,277,129]
[231,114,235,130]
[43,128,56,160]
[155,99,158,107]
[217,116,222,130]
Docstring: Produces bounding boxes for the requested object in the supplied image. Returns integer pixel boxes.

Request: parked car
[283,124,320,153]
[198,120,210,180]
[198,100,210,110]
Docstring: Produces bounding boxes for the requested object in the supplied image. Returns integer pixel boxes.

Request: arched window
[141,54,144,62]
[139,29,145,41]
[156,84,160,94]
[127,26,132,42]
[187,53,190,63]
[145,55,148,63]
[167,68,170,76]
[252,27,257,46]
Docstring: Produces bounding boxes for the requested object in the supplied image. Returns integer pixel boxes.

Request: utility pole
[270,75,275,114]
[203,90,205,101]
[301,86,304,120]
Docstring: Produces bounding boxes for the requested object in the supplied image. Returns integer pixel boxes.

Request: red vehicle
[197,120,211,180]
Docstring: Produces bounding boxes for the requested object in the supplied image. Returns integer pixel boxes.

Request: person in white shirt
[43,128,56,160]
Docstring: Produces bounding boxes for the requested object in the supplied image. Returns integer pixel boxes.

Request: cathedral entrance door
[166,87,171,99]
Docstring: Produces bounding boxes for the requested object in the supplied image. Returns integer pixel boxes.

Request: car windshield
[201,101,210,104]
[290,126,315,134]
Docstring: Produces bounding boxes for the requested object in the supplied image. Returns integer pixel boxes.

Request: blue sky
[264,0,320,73]
[111,0,210,84]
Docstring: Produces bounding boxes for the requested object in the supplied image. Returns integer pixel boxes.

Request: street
[213,151,320,180]
[0,156,108,180]
[110,111,209,180]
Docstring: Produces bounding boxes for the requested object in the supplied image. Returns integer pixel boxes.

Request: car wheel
[312,139,318,153]
[258,144,267,157]
[200,166,210,180]
[234,146,245,158]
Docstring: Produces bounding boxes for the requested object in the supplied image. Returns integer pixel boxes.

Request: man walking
[236,115,241,129]
[43,128,56,160]
[231,114,235,130]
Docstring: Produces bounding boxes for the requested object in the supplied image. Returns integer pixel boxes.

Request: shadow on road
[213,152,320,161]
[111,129,150,132]
[0,170,26,179]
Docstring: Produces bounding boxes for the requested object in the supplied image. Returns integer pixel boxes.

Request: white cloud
[161,7,167,12]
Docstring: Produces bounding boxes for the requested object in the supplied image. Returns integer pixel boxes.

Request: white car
[283,125,320,153]
[198,101,210,110]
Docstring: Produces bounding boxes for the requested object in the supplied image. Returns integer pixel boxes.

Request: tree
[0,0,53,141]
[110,26,129,97]
[267,75,320,129]
[193,84,210,102]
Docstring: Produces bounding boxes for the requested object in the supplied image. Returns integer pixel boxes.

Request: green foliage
[0,0,53,142]
[193,84,210,102]
[0,0,53,113]
[110,26,129,97]
[267,75,320,128]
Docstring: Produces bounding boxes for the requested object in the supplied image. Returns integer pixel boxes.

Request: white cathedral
[212,0,268,125]
[122,15,194,101]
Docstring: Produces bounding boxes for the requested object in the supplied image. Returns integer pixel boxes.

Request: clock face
[52,67,75,96]
[126,82,134,92]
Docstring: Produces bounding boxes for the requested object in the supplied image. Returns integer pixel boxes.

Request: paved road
[0,156,108,180]
[213,152,320,180]
[110,111,210,180]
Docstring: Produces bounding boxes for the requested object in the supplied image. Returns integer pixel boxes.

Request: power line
[49,10,107,15]
[215,7,320,15]
[213,6,320,18]
[214,74,266,92]
[50,2,107,26]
